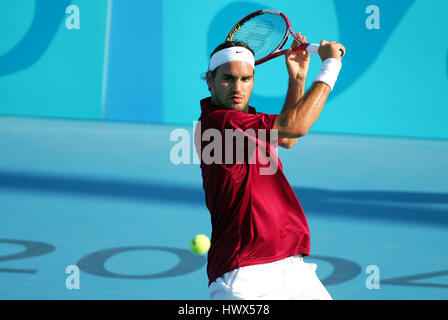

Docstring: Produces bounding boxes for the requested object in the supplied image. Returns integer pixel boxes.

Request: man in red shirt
[196,34,345,299]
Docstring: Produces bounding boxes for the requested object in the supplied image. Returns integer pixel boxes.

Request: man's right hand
[318,40,346,62]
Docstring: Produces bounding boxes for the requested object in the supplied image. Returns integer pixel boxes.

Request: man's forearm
[278,82,331,137]
[277,78,305,147]
[281,78,306,114]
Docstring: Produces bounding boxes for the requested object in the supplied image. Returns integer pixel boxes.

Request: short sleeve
[223,110,281,146]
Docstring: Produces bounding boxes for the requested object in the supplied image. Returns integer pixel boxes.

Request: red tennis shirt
[195,97,310,286]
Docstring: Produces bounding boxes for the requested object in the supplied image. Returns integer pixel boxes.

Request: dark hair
[201,41,255,80]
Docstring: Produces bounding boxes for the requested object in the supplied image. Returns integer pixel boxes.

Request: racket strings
[230,14,287,60]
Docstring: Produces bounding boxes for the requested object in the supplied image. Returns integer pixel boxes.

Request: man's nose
[231,79,242,92]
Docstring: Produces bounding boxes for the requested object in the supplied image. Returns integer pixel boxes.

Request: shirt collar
[200,97,256,115]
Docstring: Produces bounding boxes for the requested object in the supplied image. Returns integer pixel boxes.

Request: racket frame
[226,9,320,66]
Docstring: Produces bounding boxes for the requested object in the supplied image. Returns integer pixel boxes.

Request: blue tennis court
[1,116,447,300]
[1,0,448,301]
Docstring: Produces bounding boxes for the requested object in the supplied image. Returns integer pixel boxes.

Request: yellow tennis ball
[190,234,210,255]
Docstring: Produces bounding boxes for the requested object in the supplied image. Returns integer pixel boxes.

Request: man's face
[207,61,254,113]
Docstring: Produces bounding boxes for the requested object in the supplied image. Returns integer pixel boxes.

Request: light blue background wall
[0,0,447,140]
[0,0,107,120]
[104,0,163,123]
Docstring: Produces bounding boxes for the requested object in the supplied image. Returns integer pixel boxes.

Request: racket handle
[306,43,320,55]
[306,43,345,57]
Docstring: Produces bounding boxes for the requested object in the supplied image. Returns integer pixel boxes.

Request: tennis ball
[190,234,210,255]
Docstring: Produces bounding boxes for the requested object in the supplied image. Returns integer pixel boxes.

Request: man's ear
[205,71,214,93]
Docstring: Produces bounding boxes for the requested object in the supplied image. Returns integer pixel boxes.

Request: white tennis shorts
[209,254,333,300]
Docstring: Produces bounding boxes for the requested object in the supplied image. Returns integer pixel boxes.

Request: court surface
[1,116,447,300]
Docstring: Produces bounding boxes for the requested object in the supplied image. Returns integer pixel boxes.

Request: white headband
[209,46,255,72]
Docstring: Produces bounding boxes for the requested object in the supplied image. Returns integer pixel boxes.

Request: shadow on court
[1,170,447,227]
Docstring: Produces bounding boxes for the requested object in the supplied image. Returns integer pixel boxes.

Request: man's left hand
[285,32,310,82]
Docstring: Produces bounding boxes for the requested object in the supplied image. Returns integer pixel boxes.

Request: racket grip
[307,43,345,57]
[306,43,320,55]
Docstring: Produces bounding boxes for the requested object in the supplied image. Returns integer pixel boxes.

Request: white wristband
[313,58,342,91]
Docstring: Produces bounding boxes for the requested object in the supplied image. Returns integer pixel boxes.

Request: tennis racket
[226,9,344,66]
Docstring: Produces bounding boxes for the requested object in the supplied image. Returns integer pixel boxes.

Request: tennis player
[195,34,345,300]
